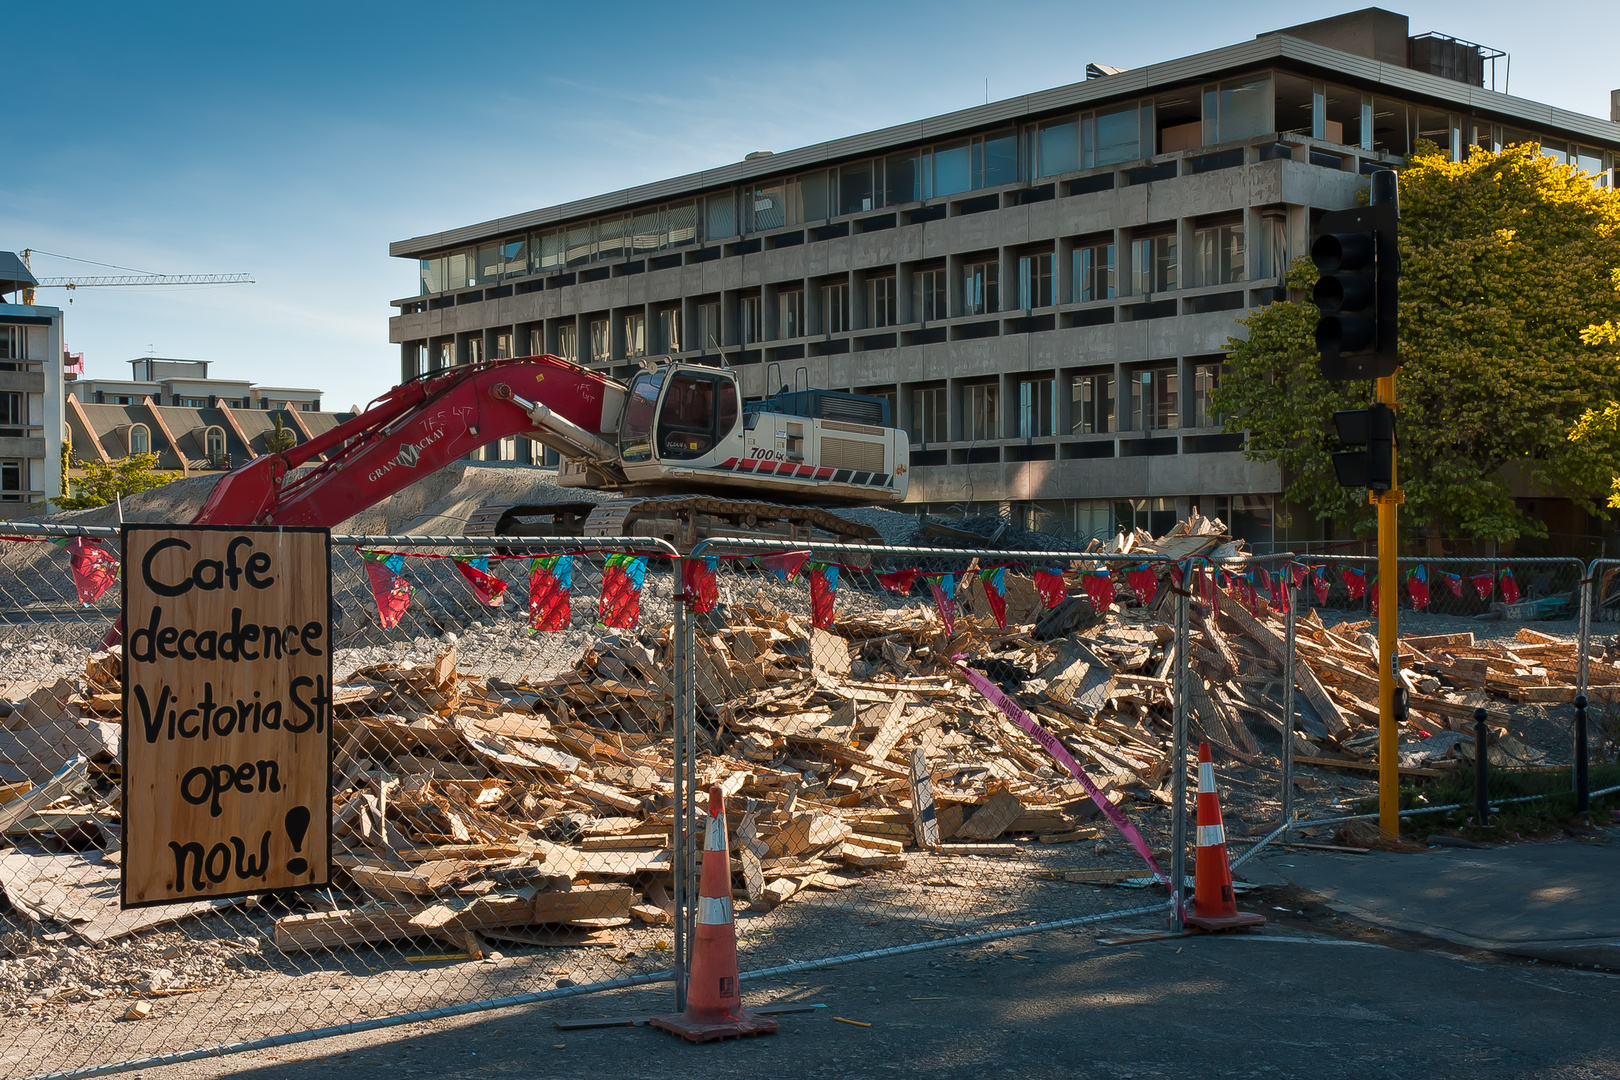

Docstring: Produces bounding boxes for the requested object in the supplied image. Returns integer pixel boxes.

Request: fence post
[1577,560,1595,797]
[1170,576,1190,931]
[670,567,691,1011]
[1473,707,1490,826]
[1282,566,1297,839]
[1574,695,1590,818]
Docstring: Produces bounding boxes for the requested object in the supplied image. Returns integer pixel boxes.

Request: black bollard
[1473,707,1490,827]
[1574,695,1589,817]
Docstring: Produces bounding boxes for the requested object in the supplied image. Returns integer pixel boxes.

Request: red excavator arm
[194,356,623,528]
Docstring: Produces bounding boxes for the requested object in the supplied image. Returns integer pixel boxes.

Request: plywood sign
[121,525,332,907]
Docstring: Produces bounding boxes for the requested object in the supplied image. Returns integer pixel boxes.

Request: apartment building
[0,252,65,518]
[71,357,325,412]
[387,8,1620,549]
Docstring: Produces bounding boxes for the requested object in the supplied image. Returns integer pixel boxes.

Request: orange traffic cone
[651,786,779,1042]
[1183,742,1265,932]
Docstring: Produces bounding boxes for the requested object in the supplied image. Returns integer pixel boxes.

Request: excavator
[193,355,910,548]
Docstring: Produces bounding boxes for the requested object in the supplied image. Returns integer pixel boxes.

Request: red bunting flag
[1270,570,1290,614]
[759,550,810,583]
[1034,569,1066,609]
[599,553,647,629]
[877,568,920,596]
[1081,570,1115,613]
[1499,569,1520,605]
[1124,565,1158,606]
[361,551,412,630]
[979,566,1007,630]
[1258,567,1273,595]
[682,556,719,614]
[1312,567,1331,607]
[1445,573,1463,598]
[54,537,118,606]
[453,557,507,607]
[927,574,958,637]
[809,563,839,629]
[1290,563,1308,589]
[1472,573,1494,601]
[1406,565,1430,611]
[1343,567,1367,601]
[527,555,573,632]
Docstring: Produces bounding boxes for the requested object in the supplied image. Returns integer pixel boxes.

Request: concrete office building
[0,253,65,518]
[387,8,1620,549]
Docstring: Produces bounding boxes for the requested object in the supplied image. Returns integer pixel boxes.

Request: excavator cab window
[656,373,738,460]
[619,373,663,462]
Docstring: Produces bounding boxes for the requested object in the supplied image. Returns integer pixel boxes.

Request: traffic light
[1312,170,1400,381]
[1331,404,1395,490]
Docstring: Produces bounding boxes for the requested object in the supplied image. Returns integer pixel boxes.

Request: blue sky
[4,1,1615,411]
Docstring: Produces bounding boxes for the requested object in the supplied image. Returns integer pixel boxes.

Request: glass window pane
[1092,106,1140,166]
[934,142,970,197]
[448,250,471,288]
[885,152,921,205]
[1218,75,1271,141]
[752,183,787,231]
[499,238,527,276]
[596,216,626,261]
[667,201,698,246]
[539,230,565,269]
[840,162,875,214]
[1323,85,1361,147]
[1415,108,1452,155]
[565,225,593,266]
[799,171,830,221]
[474,244,501,285]
[705,192,737,240]
[1037,119,1080,176]
[419,256,446,294]
[980,130,1018,187]
[1273,72,1314,137]
[1370,96,1408,156]
[632,210,662,254]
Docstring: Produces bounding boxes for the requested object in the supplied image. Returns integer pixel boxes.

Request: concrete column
[1055,237,1075,305]
[1114,361,1131,431]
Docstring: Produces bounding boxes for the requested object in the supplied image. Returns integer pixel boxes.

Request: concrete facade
[387,9,1620,548]
[0,247,66,517]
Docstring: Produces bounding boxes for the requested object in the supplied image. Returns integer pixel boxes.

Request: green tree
[266,413,297,454]
[1214,143,1620,543]
[56,453,173,511]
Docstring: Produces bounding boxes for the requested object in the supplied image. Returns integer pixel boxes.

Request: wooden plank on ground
[953,790,1024,840]
[1216,591,1351,740]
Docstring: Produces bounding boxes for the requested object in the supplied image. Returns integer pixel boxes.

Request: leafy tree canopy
[57,453,173,511]
[1214,143,1620,542]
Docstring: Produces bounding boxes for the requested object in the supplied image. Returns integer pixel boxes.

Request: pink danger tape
[952,654,1178,913]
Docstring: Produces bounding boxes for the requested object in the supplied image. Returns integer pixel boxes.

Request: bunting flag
[1034,569,1067,609]
[453,557,507,607]
[599,553,647,628]
[926,573,958,637]
[527,554,573,632]
[1369,576,1381,617]
[682,555,719,614]
[1257,567,1273,595]
[53,537,119,606]
[1312,566,1331,607]
[808,562,840,629]
[361,551,412,630]
[1124,564,1158,606]
[1270,568,1290,614]
[1199,565,1217,609]
[980,566,1007,629]
[1290,563,1308,589]
[877,568,920,596]
[759,550,810,583]
[1445,572,1464,598]
[1472,572,1494,601]
[1343,567,1367,602]
[1406,564,1431,611]
[1242,572,1261,615]
[1499,569,1521,605]
[1081,570,1116,613]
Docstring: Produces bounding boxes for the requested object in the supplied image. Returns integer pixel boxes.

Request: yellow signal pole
[1374,372,1402,838]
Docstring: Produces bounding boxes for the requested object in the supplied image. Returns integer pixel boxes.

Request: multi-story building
[386,8,1620,549]
[71,357,325,412]
[0,252,65,518]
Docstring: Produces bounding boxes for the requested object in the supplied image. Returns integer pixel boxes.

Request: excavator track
[480,494,881,552]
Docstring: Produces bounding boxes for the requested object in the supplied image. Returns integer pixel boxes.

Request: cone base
[650,1009,780,1043]
[1184,907,1266,932]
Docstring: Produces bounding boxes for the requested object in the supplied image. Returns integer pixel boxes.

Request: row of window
[122,424,275,458]
[413,67,1615,296]
[0,458,25,500]
[906,363,1225,444]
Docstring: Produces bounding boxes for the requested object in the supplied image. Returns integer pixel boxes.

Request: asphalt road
[136,913,1620,1080]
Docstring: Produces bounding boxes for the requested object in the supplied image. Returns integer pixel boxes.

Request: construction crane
[17,249,253,303]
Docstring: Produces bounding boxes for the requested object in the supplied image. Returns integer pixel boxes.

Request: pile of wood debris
[0,512,1583,953]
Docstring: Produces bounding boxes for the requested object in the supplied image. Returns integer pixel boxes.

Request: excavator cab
[619,366,740,464]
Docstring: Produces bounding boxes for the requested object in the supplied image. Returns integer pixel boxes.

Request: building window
[775,290,804,340]
[589,318,610,363]
[695,301,722,352]
[1192,220,1245,287]
[839,161,877,214]
[866,274,897,328]
[528,329,543,357]
[1037,117,1080,177]
[962,259,999,316]
[495,332,513,359]
[1018,252,1053,310]
[1071,499,1115,541]
[964,381,1000,441]
[1133,366,1179,431]
[821,281,850,334]
[913,267,947,322]
[1073,241,1115,302]
[129,423,151,455]
[1017,377,1056,438]
[0,459,22,501]
[205,426,226,460]
[556,323,578,362]
[1131,233,1177,295]
[467,336,484,366]
[437,341,454,370]
[0,391,22,436]
[1071,373,1115,434]
[497,435,518,462]
[624,312,647,359]
[739,296,762,345]
[1193,363,1225,427]
[911,386,947,444]
[1204,74,1272,143]
[414,343,430,376]
[1086,103,1142,167]
[657,306,682,353]
[1258,214,1288,280]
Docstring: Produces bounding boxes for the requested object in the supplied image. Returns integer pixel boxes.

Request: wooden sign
[121,525,332,907]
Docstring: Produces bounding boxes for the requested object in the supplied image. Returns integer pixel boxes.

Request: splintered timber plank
[908,748,939,850]
[953,790,1024,841]
[863,697,910,765]
[1216,592,1350,740]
